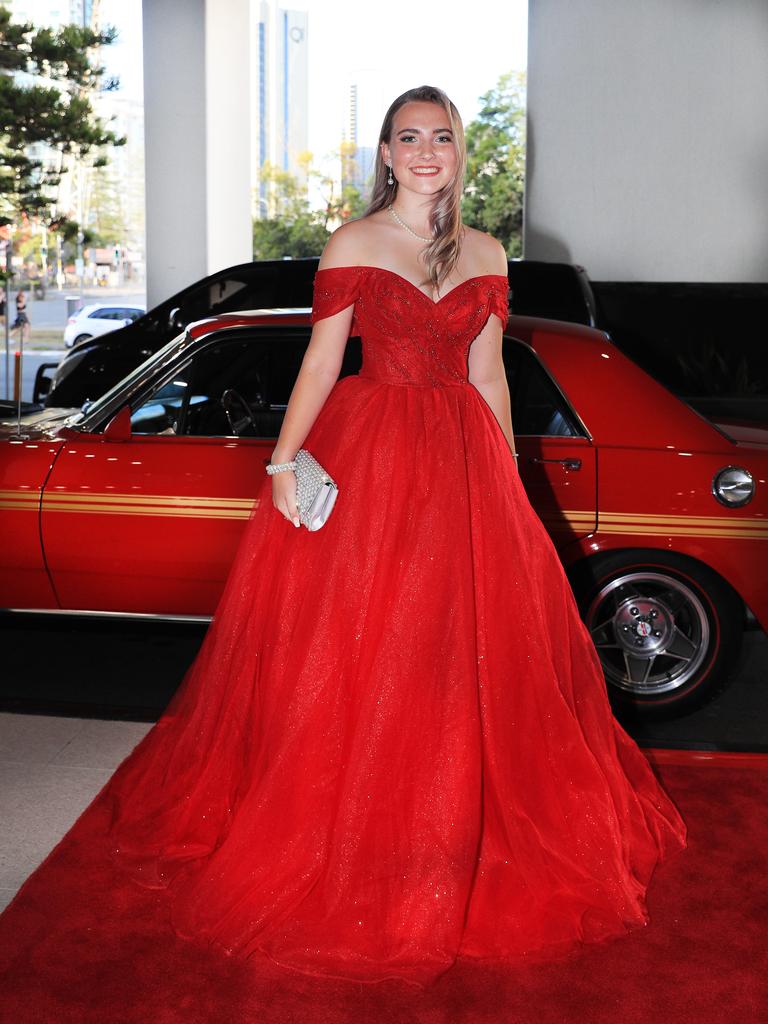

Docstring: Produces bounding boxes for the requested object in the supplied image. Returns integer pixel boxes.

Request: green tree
[0,7,124,233]
[253,156,365,260]
[462,72,526,257]
[253,215,330,260]
[85,167,125,245]
[253,160,329,259]
[327,183,367,224]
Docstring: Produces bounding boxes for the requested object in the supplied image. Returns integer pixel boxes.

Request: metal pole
[9,267,28,440]
[15,319,24,432]
[56,233,63,290]
[40,222,48,292]
[3,239,11,401]
[77,227,84,297]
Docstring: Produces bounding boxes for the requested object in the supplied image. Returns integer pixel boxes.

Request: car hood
[713,419,768,448]
[0,405,82,441]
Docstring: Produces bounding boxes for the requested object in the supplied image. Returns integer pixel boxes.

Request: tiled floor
[0,713,151,912]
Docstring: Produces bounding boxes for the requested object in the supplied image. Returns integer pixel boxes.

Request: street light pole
[55,232,63,290]
[3,237,11,401]
[40,222,48,292]
[76,226,84,296]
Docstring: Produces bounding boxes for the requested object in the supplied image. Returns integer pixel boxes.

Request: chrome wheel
[585,572,710,696]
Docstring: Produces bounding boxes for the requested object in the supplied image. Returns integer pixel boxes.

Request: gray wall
[525,0,768,282]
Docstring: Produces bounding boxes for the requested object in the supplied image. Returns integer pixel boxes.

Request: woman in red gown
[10,86,687,990]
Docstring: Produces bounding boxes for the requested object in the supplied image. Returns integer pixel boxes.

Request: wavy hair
[364,85,466,293]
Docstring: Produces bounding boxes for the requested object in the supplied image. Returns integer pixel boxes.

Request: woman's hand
[272,470,301,528]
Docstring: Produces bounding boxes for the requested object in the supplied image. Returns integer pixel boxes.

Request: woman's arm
[467,323,516,456]
[271,224,361,465]
[270,226,359,526]
[466,238,517,458]
[270,309,353,465]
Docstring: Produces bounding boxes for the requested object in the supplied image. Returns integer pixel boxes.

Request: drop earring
[387,164,394,186]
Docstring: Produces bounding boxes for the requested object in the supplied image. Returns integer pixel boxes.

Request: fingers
[272,485,301,528]
[288,496,300,529]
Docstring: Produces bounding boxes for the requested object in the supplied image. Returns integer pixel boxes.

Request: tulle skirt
[101,373,687,987]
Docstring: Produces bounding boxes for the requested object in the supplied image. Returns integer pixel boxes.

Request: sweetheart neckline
[315,264,509,307]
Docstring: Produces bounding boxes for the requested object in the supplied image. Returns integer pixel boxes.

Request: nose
[417,140,436,160]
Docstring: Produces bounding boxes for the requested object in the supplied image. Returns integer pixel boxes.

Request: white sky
[299,0,528,159]
[99,0,527,163]
[99,0,143,98]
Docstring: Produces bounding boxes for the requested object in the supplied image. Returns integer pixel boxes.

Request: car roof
[187,309,313,337]
[80,303,146,314]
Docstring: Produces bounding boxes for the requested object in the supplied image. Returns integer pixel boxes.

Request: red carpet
[0,750,765,1024]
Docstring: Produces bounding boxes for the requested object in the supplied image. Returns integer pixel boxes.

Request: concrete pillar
[143,0,253,309]
[525,0,768,282]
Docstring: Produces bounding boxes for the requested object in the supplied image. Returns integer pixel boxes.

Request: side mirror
[168,306,185,332]
[32,363,57,404]
[103,405,132,440]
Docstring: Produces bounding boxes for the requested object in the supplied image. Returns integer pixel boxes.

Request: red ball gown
[24,267,689,988]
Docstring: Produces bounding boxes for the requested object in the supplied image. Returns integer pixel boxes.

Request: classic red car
[1,311,766,717]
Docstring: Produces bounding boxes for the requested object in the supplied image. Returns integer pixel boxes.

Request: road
[5,284,146,330]
[0,350,62,408]
[0,285,146,404]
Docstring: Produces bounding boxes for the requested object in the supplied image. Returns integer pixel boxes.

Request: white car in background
[64,304,146,348]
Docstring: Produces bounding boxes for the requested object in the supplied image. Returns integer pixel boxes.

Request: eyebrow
[396,127,453,134]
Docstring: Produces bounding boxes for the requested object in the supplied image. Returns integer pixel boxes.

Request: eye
[398,134,416,143]
[436,134,453,144]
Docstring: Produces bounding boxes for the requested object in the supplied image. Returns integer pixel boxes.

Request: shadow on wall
[522,116,576,266]
[746,120,768,276]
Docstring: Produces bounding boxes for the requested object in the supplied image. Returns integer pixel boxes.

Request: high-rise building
[70,0,97,27]
[340,76,382,202]
[7,0,97,30]
[251,0,309,219]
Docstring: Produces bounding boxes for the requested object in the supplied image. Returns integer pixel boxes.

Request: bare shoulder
[461,226,508,276]
[318,216,380,270]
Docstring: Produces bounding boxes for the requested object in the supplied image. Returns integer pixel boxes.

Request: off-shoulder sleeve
[487,276,510,330]
[311,266,363,324]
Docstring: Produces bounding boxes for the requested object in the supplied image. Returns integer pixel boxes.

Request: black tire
[570,550,744,718]
[73,333,93,345]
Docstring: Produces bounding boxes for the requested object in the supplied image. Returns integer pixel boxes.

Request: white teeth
[412,168,439,174]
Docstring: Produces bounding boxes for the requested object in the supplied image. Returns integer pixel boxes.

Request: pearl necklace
[387,203,432,243]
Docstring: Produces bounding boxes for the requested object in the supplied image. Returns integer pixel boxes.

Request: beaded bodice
[311,265,509,387]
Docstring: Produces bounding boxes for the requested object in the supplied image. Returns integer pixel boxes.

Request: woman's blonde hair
[365,85,466,293]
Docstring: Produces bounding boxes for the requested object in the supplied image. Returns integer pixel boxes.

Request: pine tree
[0,6,125,233]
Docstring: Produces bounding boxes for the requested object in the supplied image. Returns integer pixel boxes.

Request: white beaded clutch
[294,448,339,531]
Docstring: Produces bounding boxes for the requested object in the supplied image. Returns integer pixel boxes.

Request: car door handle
[529,457,582,471]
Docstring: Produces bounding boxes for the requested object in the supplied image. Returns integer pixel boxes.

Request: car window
[128,332,303,438]
[507,263,594,326]
[129,340,271,438]
[120,308,143,322]
[503,340,583,437]
[89,308,116,319]
[129,330,362,438]
[130,371,193,435]
[182,337,273,437]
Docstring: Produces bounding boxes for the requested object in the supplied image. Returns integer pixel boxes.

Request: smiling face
[381,100,459,197]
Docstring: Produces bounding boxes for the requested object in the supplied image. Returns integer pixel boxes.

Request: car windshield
[69,331,189,426]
